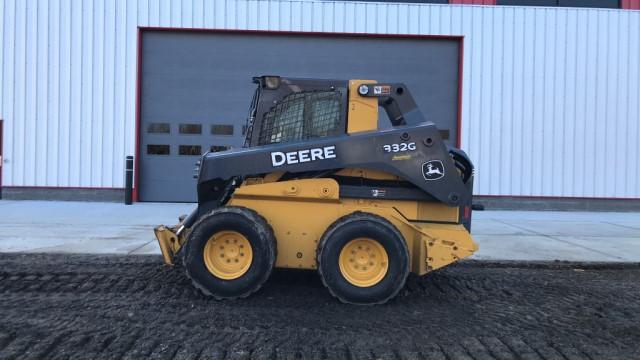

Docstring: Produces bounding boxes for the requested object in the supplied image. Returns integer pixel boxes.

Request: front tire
[317,212,409,305]
[183,206,276,299]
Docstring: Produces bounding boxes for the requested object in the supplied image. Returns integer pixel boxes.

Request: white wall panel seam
[6,0,14,184]
[0,0,4,118]
[20,0,28,185]
[621,11,632,196]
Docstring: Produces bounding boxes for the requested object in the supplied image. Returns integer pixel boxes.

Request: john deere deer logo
[422,160,445,181]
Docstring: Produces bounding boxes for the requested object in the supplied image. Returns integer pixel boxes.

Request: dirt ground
[0,254,639,360]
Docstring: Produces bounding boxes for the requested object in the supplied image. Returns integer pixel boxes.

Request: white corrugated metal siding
[1,1,639,198]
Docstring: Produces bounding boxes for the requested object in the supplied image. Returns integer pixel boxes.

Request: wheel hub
[203,231,253,280]
[339,238,388,287]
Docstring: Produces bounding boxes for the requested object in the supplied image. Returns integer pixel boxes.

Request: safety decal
[373,85,391,95]
[371,189,386,197]
[422,160,445,181]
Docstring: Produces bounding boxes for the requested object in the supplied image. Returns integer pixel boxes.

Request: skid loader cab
[244,75,440,146]
[155,75,478,305]
[244,76,348,147]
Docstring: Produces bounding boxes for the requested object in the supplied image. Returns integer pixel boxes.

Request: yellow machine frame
[228,178,477,275]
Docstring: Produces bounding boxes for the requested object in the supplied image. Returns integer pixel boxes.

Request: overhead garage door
[139,30,461,202]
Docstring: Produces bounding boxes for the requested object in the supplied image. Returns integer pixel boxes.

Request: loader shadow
[163,259,492,306]
[200,266,479,306]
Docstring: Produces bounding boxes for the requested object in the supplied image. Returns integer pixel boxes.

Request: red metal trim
[450,0,496,4]
[135,27,465,201]
[133,28,143,202]
[457,38,464,148]
[138,27,464,41]
[622,0,640,9]
[5,186,125,190]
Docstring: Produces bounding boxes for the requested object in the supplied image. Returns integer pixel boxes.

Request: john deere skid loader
[155,76,478,305]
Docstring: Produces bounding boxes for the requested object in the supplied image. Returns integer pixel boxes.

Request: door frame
[134,27,465,202]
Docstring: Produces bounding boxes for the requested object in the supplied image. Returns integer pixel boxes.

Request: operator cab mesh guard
[154,75,477,305]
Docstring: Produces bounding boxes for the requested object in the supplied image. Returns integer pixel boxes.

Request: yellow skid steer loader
[155,76,478,304]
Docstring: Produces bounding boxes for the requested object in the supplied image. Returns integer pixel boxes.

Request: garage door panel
[139,31,460,202]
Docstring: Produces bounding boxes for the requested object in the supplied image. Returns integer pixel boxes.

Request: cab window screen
[258,91,342,145]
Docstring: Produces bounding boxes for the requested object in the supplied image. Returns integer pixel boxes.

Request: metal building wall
[0,1,638,198]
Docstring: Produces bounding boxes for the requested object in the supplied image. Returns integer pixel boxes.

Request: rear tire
[317,212,409,305]
[184,206,276,299]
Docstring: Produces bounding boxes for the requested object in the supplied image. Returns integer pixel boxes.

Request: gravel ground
[0,253,639,360]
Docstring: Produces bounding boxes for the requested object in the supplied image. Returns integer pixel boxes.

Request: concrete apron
[0,200,638,262]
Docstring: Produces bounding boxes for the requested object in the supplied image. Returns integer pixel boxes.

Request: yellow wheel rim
[338,238,388,287]
[203,231,253,280]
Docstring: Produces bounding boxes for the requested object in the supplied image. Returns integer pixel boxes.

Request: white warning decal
[373,85,391,95]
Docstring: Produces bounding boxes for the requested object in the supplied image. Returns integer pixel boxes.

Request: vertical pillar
[125,156,134,205]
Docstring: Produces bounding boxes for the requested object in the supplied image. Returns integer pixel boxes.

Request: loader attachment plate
[154,225,182,266]
[414,223,478,271]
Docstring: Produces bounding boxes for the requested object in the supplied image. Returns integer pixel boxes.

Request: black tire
[317,212,410,305]
[183,206,276,299]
